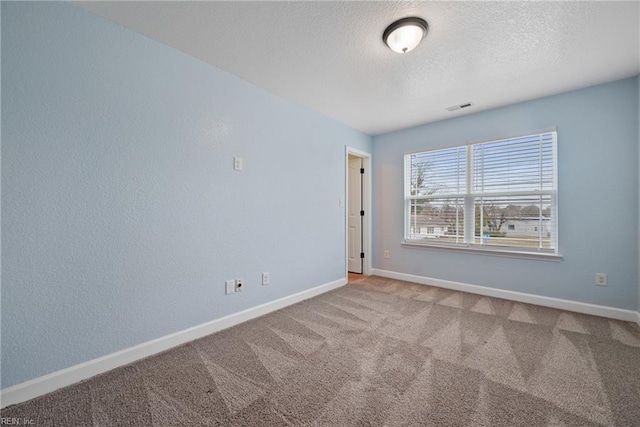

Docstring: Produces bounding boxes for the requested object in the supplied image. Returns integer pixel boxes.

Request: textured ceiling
[76,1,640,135]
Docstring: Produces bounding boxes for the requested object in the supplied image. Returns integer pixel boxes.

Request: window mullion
[464,146,474,244]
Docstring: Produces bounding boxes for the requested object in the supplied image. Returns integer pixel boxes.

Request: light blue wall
[373,77,639,311]
[1,2,371,389]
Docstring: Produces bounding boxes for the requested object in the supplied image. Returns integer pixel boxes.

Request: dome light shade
[383,17,428,54]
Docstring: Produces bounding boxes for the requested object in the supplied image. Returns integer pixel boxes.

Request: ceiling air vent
[446,102,474,112]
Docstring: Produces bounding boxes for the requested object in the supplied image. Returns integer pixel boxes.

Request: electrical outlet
[234,157,243,171]
[235,279,243,292]
[262,272,270,286]
[225,280,235,295]
[384,250,390,259]
[595,273,607,286]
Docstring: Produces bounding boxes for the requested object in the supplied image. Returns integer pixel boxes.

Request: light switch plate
[225,280,235,295]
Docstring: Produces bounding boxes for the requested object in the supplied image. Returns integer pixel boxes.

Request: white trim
[635,310,640,327]
[371,268,639,323]
[0,278,346,409]
[401,241,562,262]
[345,146,372,276]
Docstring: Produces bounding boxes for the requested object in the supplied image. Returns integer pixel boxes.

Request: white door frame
[345,146,372,277]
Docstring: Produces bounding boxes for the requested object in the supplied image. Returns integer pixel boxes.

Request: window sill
[402,241,563,262]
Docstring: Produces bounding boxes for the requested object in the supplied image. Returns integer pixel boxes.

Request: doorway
[346,147,371,276]
[348,154,363,273]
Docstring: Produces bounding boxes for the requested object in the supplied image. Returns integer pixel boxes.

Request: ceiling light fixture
[383,17,428,54]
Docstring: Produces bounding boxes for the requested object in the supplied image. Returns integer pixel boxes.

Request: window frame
[403,130,560,259]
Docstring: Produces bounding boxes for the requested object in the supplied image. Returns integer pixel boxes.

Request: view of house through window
[404,131,557,253]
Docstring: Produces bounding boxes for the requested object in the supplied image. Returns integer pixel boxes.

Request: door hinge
[360,252,365,259]
[360,210,365,216]
[360,167,365,174]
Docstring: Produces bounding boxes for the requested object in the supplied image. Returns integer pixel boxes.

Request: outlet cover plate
[225,280,235,295]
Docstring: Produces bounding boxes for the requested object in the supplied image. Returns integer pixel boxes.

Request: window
[404,131,557,254]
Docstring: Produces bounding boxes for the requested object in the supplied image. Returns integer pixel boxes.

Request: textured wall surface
[373,77,639,311]
[1,2,371,389]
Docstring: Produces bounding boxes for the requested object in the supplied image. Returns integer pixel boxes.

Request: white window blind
[404,131,557,254]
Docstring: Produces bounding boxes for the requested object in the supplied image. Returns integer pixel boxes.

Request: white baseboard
[371,269,640,324]
[0,278,346,409]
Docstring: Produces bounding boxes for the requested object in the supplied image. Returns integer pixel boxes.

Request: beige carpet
[3,276,640,426]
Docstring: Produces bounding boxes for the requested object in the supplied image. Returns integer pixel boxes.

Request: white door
[348,156,363,273]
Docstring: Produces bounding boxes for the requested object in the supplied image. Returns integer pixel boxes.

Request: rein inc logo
[1,418,34,425]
